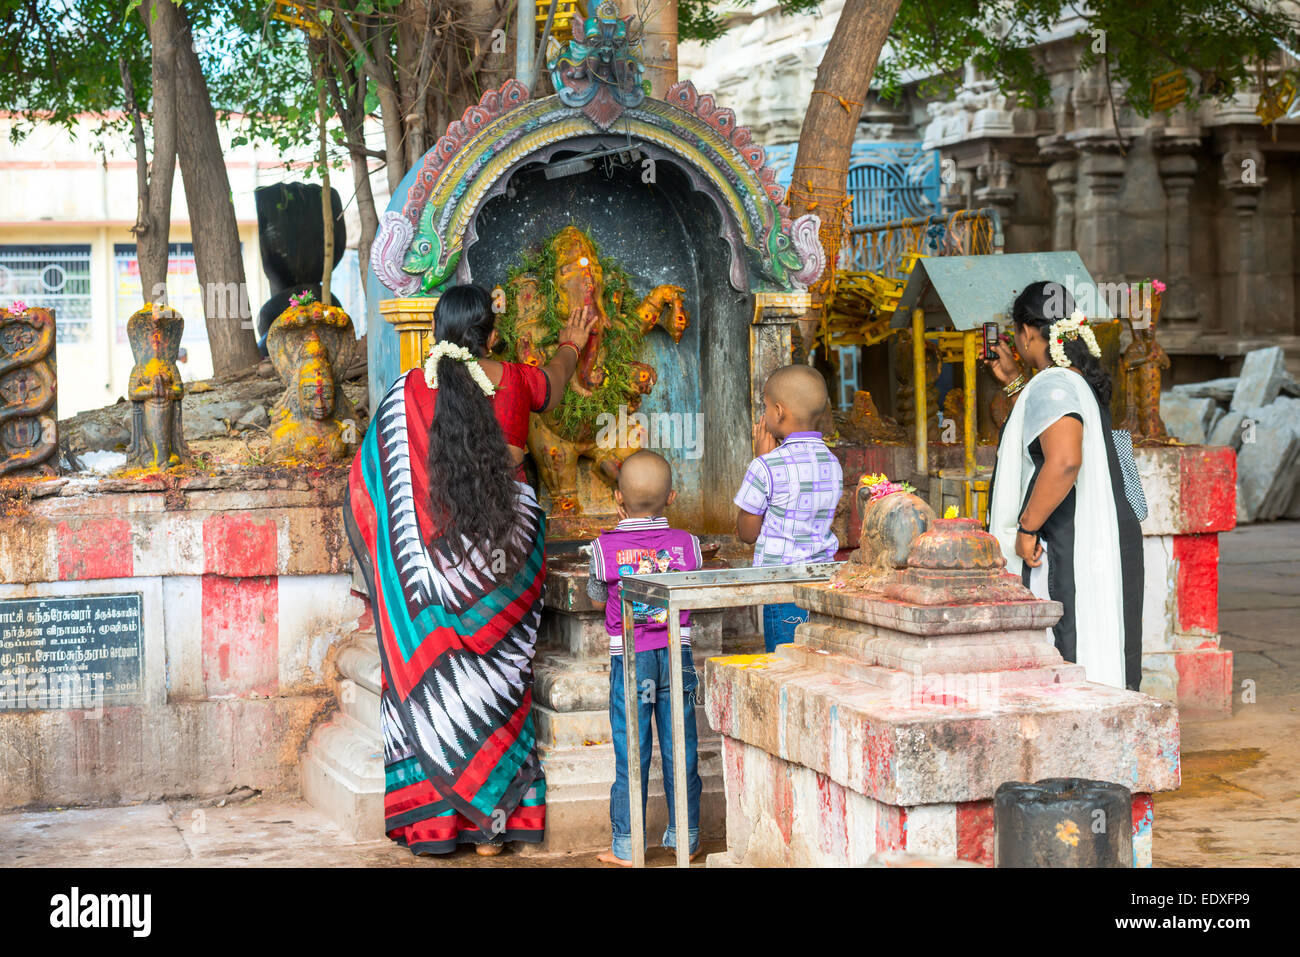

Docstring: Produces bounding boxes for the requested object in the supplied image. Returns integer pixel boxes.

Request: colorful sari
[344,369,547,854]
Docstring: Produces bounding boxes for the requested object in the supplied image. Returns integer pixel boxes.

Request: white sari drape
[989,368,1126,689]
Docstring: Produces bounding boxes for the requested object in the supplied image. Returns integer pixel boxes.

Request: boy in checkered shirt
[734,364,842,652]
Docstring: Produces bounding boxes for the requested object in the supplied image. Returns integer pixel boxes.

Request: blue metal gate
[763,141,941,227]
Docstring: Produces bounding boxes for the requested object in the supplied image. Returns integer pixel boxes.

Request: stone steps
[521,739,728,856]
[532,702,715,750]
[300,630,385,842]
[300,616,763,853]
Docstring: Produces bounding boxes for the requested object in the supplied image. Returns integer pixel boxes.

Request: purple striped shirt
[733,431,842,567]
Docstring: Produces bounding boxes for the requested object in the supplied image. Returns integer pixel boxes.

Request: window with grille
[0,245,94,344]
[113,243,210,342]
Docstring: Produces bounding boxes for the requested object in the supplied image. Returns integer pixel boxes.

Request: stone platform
[704,515,1182,867]
[0,469,363,810]
[827,443,1240,718]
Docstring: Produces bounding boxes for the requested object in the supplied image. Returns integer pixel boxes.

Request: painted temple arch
[370,78,825,298]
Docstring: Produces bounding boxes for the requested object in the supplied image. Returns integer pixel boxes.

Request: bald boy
[761,363,831,429]
[734,363,843,651]
[614,449,676,517]
[586,448,705,865]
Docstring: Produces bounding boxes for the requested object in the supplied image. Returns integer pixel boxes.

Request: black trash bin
[995,778,1133,867]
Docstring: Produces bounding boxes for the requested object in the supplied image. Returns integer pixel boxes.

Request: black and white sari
[989,368,1143,690]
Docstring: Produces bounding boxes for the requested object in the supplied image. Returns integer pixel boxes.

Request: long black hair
[1012,280,1112,407]
[426,284,521,570]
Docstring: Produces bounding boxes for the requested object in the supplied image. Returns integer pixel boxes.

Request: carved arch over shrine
[371,79,825,297]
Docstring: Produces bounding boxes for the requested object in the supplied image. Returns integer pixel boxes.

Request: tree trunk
[172,5,263,376]
[788,0,902,348]
[324,41,380,289]
[624,0,676,98]
[138,0,182,304]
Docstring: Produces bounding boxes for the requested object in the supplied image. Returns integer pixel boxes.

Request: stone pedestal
[0,469,363,810]
[704,516,1180,868]
[521,557,762,854]
[1134,445,1237,717]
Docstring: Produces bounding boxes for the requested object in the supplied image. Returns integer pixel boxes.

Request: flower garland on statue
[1047,309,1102,369]
[858,472,917,502]
[424,340,496,396]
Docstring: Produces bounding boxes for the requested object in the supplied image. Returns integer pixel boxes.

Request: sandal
[475,842,504,856]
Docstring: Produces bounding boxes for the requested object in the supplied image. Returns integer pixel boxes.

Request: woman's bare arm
[1019,415,1083,531]
[540,307,598,412]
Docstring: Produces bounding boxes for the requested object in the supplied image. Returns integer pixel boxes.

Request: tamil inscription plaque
[0,593,143,710]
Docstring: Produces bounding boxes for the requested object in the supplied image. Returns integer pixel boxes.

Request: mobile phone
[982,321,1000,360]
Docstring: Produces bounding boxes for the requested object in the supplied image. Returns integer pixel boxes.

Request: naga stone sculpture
[265,302,359,463]
[1120,290,1171,443]
[0,304,58,476]
[498,225,689,514]
[126,304,190,469]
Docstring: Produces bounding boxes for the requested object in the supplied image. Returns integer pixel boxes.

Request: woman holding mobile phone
[984,281,1143,692]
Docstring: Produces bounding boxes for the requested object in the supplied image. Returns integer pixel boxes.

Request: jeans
[609,646,702,861]
[762,602,808,653]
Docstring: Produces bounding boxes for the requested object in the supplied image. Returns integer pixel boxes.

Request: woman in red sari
[345,284,595,856]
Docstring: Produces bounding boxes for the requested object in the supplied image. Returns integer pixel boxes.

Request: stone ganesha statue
[502,225,689,513]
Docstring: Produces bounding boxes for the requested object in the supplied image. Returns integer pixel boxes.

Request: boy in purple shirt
[586,450,703,865]
[734,364,842,652]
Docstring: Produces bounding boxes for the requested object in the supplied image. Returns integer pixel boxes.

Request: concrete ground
[1,520,1296,868]
[1153,519,1300,867]
[0,795,724,867]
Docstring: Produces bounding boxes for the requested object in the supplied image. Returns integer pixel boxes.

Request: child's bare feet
[475,842,503,856]
[597,850,633,866]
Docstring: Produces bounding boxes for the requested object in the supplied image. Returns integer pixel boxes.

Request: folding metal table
[616,561,842,868]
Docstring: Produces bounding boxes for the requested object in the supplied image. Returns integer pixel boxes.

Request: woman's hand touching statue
[557,305,600,353]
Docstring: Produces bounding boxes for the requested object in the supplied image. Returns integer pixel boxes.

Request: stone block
[300,711,385,842]
[707,736,1159,868]
[1135,445,1236,535]
[1159,393,1217,444]
[1140,536,1175,654]
[1173,377,1238,403]
[1173,644,1233,719]
[1236,400,1300,522]
[1208,411,1247,451]
[541,609,609,658]
[1231,346,1287,411]
[533,654,610,712]
[796,581,1062,635]
[705,651,1181,808]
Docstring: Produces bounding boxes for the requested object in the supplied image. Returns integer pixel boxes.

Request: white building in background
[678,0,844,145]
[0,115,384,420]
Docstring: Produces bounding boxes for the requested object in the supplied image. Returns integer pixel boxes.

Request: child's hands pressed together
[753,416,778,457]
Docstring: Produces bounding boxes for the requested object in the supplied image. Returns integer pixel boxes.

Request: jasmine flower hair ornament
[1047,309,1102,368]
[424,340,496,395]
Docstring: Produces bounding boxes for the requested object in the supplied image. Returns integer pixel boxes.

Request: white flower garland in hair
[424,340,496,395]
[1047,309,1102,368]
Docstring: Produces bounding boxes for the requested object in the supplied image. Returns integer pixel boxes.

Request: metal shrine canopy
[891,251,1114,331]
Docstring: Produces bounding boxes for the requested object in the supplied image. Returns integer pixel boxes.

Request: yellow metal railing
[536,0,588,42]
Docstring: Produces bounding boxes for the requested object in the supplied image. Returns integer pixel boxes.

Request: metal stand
[616,561,841,868]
